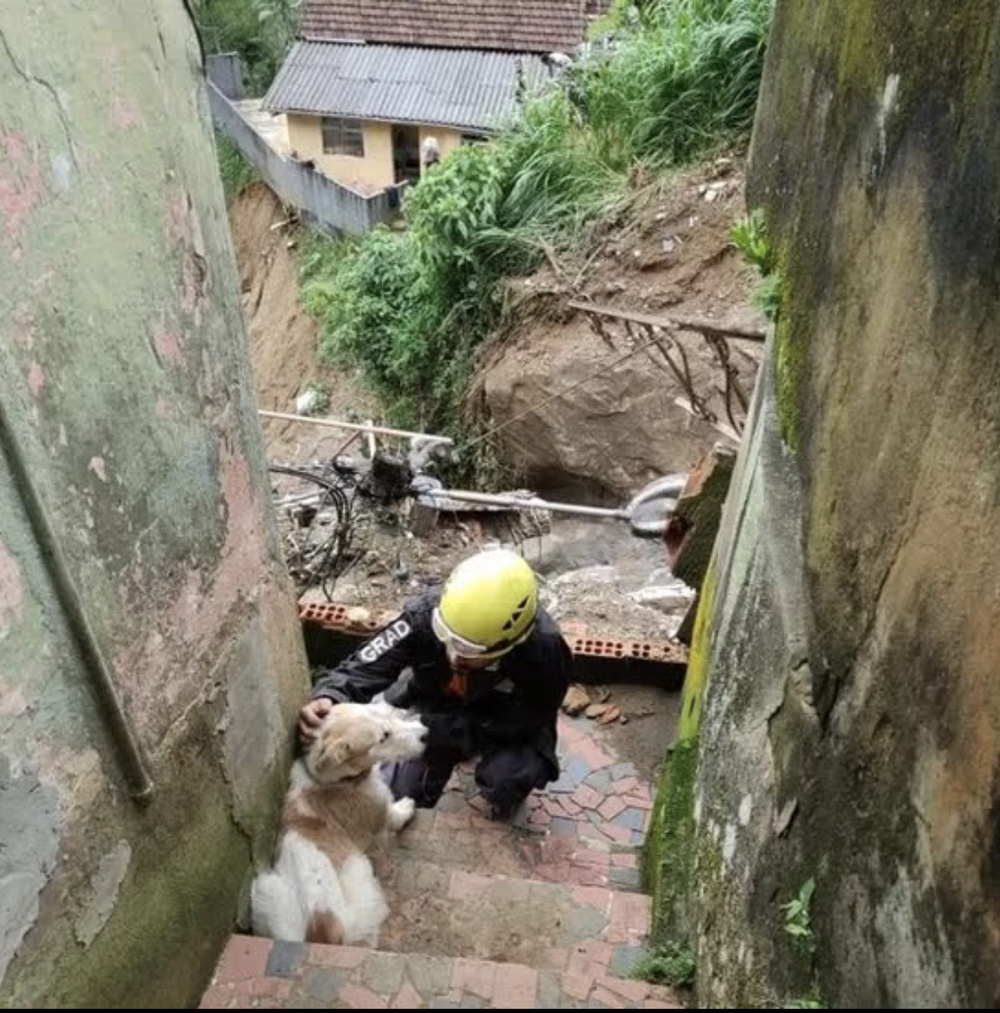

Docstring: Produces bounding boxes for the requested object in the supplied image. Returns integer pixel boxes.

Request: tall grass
[577,0,774,167]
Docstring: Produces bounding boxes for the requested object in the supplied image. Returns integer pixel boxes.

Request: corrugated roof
[264,42,550,133]
[299,0,587,55]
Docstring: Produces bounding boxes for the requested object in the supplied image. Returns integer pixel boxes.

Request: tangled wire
[269,450,559,601]
[268,462,371,599]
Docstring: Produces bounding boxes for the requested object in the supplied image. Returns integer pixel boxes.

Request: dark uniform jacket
[311,589,572,777]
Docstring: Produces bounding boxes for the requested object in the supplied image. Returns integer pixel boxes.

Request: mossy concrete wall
[653,0,1000,1006]
[647,331,815,1007]
[0,2,308,1007]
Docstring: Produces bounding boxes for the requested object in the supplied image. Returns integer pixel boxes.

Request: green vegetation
[730,206,782,321]
[190,0,299,93]
[297,0,775,471]
[215,134,258,202]
[730,207,773,273]
[778,880,826,1009]
[631,943,698,989]
[299,381,331,417]
[302,93,624,437]
[571,0,774,170]
[782,878,817,955]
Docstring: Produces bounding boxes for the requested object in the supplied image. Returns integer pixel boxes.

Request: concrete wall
[207,53,245,101]
[649,0,1000,1006]
[287,112,466,191]
[0,2,309,1007]
[650,336,820,1008]
[210,88,398,236]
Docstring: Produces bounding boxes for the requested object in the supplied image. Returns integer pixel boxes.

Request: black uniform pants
[383,740,551,816]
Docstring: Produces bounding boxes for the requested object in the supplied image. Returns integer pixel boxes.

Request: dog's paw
[390,797,416,831]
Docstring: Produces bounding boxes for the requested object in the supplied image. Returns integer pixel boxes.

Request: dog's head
[305,701,427,784]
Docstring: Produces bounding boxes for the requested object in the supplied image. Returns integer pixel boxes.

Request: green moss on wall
[644,561,718,948]
[678,562,716,742]
[728,0,1000,1003]
[643,737,701,947]
[2,727,254,1009]
[65,794,248,1009]
[774,290,805,453]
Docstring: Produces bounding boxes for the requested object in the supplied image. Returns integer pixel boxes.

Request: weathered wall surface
[644,334,815,1007]
[0,2,308,1007]
[651,0,1000,1007]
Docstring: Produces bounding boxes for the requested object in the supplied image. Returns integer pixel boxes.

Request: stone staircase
[199,712,684,1009]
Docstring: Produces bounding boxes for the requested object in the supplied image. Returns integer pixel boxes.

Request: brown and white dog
[250,700,426,945]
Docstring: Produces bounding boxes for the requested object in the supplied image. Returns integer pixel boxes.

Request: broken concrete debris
[665,443,736,644]
[562,684,591,716]
[665,443,736,590]
[562,686,636,726]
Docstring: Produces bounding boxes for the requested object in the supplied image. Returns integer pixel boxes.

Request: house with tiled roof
[263,0,608,194]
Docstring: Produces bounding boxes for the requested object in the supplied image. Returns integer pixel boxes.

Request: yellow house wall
[419,125,465,161]
[286,115,477,190]
[286,114,394,191]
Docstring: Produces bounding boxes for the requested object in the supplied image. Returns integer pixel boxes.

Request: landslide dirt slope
[473,157,763,501]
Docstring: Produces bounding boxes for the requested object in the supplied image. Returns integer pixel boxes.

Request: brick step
[200,935,684,1010]
[390,803,647,893]
[387,712,655,893]
[376,858,652,973]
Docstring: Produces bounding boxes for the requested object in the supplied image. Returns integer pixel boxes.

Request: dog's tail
[305,910,345,944]
[251,870,349,944]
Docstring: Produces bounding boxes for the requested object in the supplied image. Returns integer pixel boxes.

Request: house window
[321,117,365,157]
[461,133,488,146]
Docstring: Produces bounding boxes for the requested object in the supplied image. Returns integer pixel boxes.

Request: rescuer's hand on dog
[298,697,335,745]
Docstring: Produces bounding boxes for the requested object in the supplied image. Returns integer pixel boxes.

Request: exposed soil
[473,155,764,501]
[229,181,377,464]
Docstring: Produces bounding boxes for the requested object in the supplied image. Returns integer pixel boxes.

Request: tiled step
[391,805,646,893]
[200,935,685,1010]
[377,859,652,972]
[388,713,654,892]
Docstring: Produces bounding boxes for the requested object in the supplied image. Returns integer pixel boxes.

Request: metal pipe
[422,488,630,520]
[276,492,326,508]
[0,399,154,803]
[258,410,453,445]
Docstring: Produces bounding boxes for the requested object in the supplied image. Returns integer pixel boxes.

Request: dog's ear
[319,736,354,766]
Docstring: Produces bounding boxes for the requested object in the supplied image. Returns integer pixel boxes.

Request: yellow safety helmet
[432,549,538,660]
